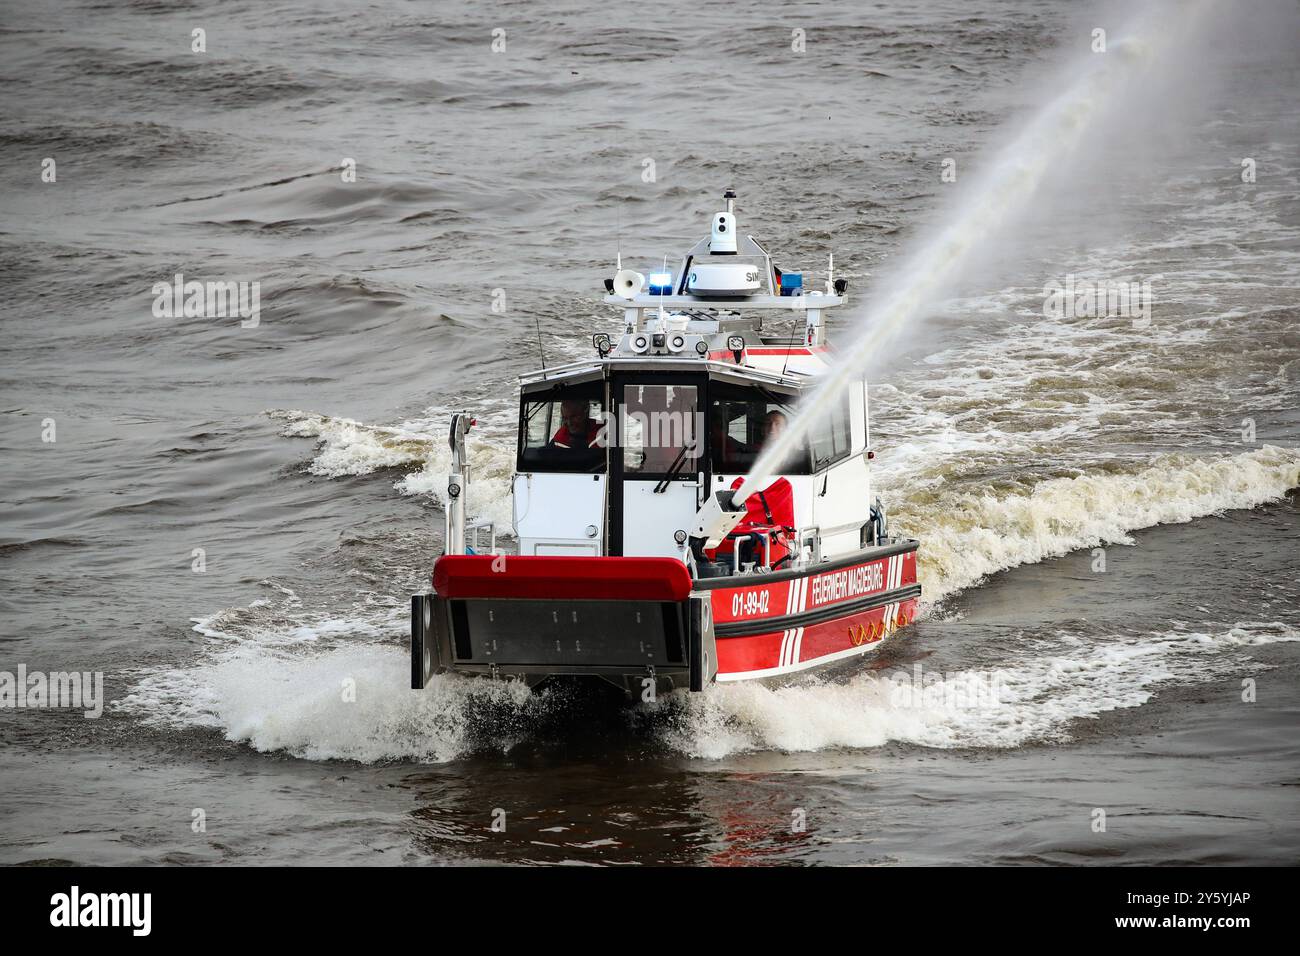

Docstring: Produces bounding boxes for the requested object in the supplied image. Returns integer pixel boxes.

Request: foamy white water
[116,605,544,763]
[115,604,1300,763]
[650,621,1300,759]
[903,445,1300,605]
[271,407,520,535]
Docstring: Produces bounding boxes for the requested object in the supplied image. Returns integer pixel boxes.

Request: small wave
[269,408,518,534]
[152,167,342,209]
[272,409,435,475]
[0,536,85,556]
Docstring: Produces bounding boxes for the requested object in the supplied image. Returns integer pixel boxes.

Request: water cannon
[689,488,747,551]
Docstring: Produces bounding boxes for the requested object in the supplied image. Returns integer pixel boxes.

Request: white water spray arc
[734,0,1217,505]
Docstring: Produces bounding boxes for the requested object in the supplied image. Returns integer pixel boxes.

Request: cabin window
[708,385,809,474]
[620,384,702,476]
[517,383,607,473]
[809,394,851,470]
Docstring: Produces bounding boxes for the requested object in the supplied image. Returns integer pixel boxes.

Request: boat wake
[270,408,519,534]
[117,436,1297,763]
[899,444,1300,605]
[114,599,549,764]
[115,600,1298,762]
[147,396,1287,763]
[646,621,1300,759]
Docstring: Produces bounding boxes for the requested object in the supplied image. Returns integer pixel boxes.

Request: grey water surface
[1,0,1297,865]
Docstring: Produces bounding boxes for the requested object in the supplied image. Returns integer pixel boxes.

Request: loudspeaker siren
[613,269,645,299]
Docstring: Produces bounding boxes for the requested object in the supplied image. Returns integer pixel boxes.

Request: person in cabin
[550,399,603,450]
[762,409,787,445]
[759,408,810,473]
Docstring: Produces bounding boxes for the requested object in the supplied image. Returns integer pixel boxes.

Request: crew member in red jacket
[550,399,603,449]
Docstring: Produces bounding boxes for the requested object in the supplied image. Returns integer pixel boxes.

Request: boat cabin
[511,197,876,575]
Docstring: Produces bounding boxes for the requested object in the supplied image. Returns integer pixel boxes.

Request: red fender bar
[432,555,694,602]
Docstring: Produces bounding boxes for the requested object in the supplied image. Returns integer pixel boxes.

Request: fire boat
[411,191,920,697]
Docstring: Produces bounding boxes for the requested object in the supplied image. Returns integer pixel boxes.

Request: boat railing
[732,533,772,574]
[723,525,820,575]
[604,292,843,311]
[796,525,822,565]
[467,520,496,555]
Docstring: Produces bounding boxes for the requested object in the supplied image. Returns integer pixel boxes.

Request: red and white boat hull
[702,546,919,682]
[411,543,920,695]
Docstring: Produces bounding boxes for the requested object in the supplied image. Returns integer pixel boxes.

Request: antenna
[658,254,669,323]
[534,313,547,378]
[827,252,834,293]
[779,312,799,382]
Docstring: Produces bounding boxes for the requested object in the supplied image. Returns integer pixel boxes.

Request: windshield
[620,383,702,476]
[516,380,838,477]
[708,386,810,474]
[518,383,607,473]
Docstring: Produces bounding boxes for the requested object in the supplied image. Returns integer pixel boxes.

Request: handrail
[795,525,821,564]
[730,532,773,573]
[466,520,496,555]
[603,293,843,311]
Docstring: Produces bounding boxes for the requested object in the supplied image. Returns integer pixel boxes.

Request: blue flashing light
[647,272,674,295]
